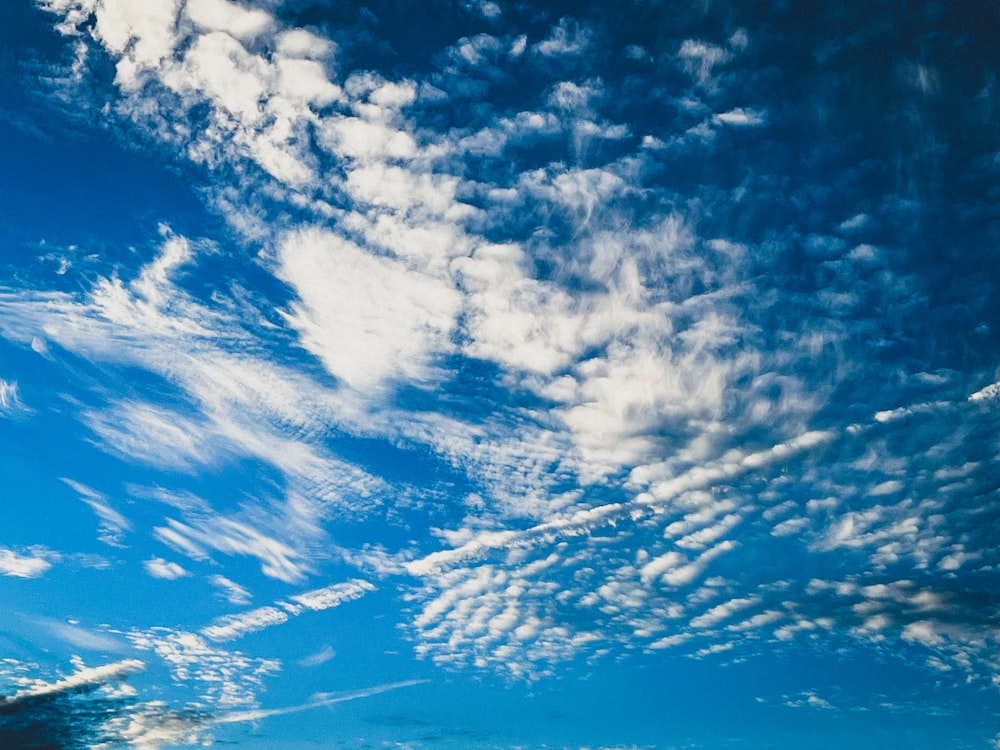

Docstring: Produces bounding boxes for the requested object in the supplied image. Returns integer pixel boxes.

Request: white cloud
[84,401,215,471]
[96,702,209,750]
[0,547,54,578]
[970,381,1000,402]
[171,31,269,124]
[29,0,1000,696]
[689,597,758,629]
[209,574,252,605]
[37,618,130,653]
[784,691,835,710]
[0,234,392,581]
[275,28,335,60]
[714,107,766,126]
[678,39,730,86]
[201,579,374,641]
[283,579,376,613]
[215,680,429,725]
[533,18,590,57]
[62,478,132,546]
[184,0,274,41]
[154,517,310,583]
[298,645,336,667]
[869,479,904,496]
[317,116,416,161]
[201,606,289,641]
[128,627,279,708]
[0,379,23,413]
[143,557,189,580]
[93,0,181,88]
[902,620,944,647]
[277,228,461,390]
[771,517,810,537]
[1,658,145,705]
[547,80,600,113]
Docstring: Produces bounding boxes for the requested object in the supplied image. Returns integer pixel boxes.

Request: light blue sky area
[1,1,999,748]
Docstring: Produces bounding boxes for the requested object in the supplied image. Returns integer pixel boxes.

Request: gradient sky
[1,1,999,748]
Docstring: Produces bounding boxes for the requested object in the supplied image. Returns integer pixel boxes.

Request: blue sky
[0,0,999,748]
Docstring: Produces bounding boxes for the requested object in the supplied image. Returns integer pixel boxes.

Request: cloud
[215,679,429,725]
[33,617,130,654]
[0,548,55,579]
[298,645,335,668]
[84,401,217,472]
[184,0,274,41]
[62,478,132,547]
[200,606,289,642]
[276,228,462,390]
[283,579,376,613]
[142,557,189,580]
[209,575,252,606]
[94,702,210,750]
[153,517,310,584]
[201,579,374,642]
[127,627,279,709]
[533,18,590,57]
[22,0,1000,713]
[713,107,766,126]
[396,392,1000,678]
[1,659,145,706]
[5,577,375,748]
[784,691,835,710]
[0,379,24,414]
[0,658,420,750]
[970,381,1000,402]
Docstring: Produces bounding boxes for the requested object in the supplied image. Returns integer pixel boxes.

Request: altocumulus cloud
[0,0,998,748]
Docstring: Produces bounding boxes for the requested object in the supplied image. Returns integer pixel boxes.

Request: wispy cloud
[201,579,375,642]
[0,379,24,414]
[209,574,252,606]
[31,616,131,654]
[1,658,145,707]
[298,645,336,668]
[215,679,429,725]
[62,478,132,547]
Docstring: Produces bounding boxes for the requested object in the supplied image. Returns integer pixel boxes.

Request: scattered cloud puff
[0,547,55,578]
[127,626,280,709]
[533,18,591,58]
[713,107,766,127]
[143,557,189,580]
[970,380,1000,402]
[678,39,730,87]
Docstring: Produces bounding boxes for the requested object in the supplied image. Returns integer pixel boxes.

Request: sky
[0,0,999,748]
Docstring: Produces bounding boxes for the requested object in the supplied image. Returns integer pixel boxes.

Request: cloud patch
[0,548,55,579]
